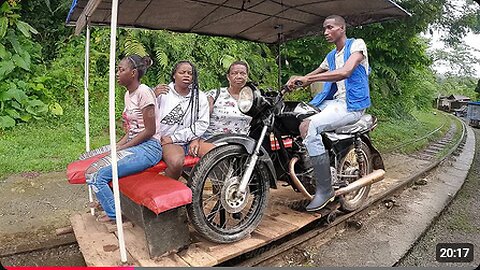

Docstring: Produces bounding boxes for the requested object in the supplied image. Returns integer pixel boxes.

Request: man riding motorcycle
[287,14,371,212]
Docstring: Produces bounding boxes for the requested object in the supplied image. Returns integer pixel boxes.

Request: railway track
[1,115,468,266]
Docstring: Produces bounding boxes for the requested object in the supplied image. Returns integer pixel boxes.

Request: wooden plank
[177,243,218,267]
[74,0,102,35]
[196,234,266,263]
[138,255,190,267]
[105,220,133,233]
[266,205,321,228]
[70,212,136,266]
[119,225,189,267]
[253,215,298,240]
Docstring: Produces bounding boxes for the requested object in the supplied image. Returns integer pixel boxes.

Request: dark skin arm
[117,134,129,147]
[287,51,364,88]
[207,96,215,114]
[117,104,156,151]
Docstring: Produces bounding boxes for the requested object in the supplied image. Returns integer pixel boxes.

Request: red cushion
[118,172,192,214]
[67,155,200,184]
[66,154,106,184]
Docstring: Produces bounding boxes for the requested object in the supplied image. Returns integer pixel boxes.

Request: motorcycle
[186,82,385,243]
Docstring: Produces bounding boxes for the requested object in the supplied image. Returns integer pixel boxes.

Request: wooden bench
[66,155,199,257]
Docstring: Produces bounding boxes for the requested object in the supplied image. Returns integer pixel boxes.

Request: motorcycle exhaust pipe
[289,157,385,199]
[334,169,385,196]
[288,157,314,200]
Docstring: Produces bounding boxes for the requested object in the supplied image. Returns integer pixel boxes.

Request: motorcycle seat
[335,114,377,134]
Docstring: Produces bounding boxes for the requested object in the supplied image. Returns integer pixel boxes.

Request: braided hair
[170,60,201,137]
[125,54,153,80]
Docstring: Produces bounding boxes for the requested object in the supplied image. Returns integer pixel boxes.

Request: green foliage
[0,1,62,129]
[436,75,478,98]
[371,110,449,154]
[475,79,480,99]
[19,0,71,62]
[280,36,332,84]
[431,43,480,77]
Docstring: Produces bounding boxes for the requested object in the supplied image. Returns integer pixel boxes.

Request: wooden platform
[71,185,327,266]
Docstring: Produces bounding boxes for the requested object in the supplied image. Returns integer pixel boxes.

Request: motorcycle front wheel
[187,144,270,243]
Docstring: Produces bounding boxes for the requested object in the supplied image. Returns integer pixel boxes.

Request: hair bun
[142,56,153,68]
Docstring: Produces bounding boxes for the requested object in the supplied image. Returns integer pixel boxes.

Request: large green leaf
[26,99,48,115]
[9,87,28,103]
[220,55,235,71]
[5,108,20,119]
[0,87,15,101]
[15,21,30,38]
[0,115,16,129]
[0,44,6,59]
[0,17,7,39]
[7,32,23,55]
[49,102,63,116]
[0,60,15,79]
[19,113,31,122]
[12,54,29,71]
[155,51,169,69]
[15,21,38,38]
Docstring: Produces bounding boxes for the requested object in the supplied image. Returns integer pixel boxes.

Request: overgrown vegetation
[0,1,63,129]
[371,111,450,153]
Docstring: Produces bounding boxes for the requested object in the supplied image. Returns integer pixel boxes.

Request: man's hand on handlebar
[286,76,309,91]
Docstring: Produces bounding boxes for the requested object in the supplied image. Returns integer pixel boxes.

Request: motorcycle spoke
[202,191,220,204]
[219,209,227,229]
[206,200,222,223]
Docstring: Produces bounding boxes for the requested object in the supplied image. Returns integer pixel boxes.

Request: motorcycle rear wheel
[337,142,372,212]
[187,144,270,243]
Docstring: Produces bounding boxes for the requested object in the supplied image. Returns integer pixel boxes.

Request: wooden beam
[75,0,103,35]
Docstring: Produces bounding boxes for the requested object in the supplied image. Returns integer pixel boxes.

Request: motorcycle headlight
[238,86,254,114]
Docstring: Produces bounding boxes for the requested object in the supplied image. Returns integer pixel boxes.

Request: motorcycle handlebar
[279,80,304,96]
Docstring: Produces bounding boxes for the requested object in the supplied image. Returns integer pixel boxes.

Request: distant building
[436,94,471,112]
[467,101,480,128]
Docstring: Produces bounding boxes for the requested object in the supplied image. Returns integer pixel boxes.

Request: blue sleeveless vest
[309,38,371,111]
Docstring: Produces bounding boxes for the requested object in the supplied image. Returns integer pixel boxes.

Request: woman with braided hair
[82,54,162,223]
[154,61,210,179]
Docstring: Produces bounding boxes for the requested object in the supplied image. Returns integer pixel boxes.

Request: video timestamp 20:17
[436,243,474,263]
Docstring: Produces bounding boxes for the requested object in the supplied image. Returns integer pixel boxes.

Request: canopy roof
[67,0,410,43]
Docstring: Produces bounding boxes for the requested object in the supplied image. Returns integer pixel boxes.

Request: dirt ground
[397,127,480,267]
[0,172,88,265]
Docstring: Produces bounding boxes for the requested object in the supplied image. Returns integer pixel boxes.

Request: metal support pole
[277,32,282,88]
[108,0,127,263]
[84,22,95,216]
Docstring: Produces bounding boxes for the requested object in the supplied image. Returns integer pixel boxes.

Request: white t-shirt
[122,84,161,142]
[319,38,369,100]
[156,82,210,144]
[203,87,252,139]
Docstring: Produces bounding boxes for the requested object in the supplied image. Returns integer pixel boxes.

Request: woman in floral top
[189,61,252,157]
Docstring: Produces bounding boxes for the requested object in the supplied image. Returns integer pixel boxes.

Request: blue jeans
[86,139,162,219]
[304,99,363,157]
